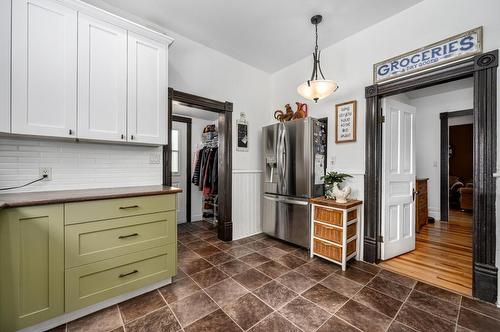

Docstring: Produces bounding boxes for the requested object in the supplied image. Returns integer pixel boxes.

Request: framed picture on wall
[335,100,357,143]
[236,112,249,151]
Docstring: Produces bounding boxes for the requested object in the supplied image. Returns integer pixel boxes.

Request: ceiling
[83,0,423,73]
[173,103,219,121]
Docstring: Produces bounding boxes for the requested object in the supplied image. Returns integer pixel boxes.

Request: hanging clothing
[191,149,203,186]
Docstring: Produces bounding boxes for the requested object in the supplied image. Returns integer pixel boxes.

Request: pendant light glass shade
[297,80,338,102]
[298,15,338,103]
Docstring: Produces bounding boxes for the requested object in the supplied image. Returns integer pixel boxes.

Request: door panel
[78,14,127,142]
[128,33,167,144]
[381,98,416,260]
[0,205,64,331]
[11,0,77,138]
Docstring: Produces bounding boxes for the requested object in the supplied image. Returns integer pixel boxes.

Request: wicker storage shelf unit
[309,197,363,271]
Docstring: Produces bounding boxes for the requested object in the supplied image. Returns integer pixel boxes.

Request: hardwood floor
[379,209,472,296]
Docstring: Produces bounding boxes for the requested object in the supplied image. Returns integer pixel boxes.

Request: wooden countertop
[309,196,362,209]
[0,185,182,209]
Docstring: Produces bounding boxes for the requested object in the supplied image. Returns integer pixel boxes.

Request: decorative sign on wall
[373,27,482,83]
[335,100,357,143]
[237,112,249,152]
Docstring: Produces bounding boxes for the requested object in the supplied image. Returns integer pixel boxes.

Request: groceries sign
[373,27,482,83]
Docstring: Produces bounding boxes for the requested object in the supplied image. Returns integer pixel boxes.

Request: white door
[172,122,188,224]
[77,14,127,142]
[11,0,77,138]
[128,33,167,144]
[381,98,417,260]
[0,0,10,133]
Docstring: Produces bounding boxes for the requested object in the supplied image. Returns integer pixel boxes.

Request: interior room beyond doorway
[378,78,474,296]
[172,103,220,227]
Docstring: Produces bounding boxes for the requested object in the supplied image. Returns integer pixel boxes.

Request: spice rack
[309,197,363,271]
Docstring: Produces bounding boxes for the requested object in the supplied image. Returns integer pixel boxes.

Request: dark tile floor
[51,221,500,332]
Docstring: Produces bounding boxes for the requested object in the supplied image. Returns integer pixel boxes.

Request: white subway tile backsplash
[0,137,163,193]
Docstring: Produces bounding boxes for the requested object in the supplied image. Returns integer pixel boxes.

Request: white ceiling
[173,103,219,121]
[83,0,423,73]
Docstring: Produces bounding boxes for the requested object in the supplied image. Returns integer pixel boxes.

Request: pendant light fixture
[297,15,338,103]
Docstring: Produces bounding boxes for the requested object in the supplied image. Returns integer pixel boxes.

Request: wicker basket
[313,222,356,244]
[313,238,342,261]
[314,207,343,226]
[347,239,357,256]
[347,209,357,221]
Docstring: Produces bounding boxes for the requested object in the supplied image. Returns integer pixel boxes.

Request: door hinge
[378,235,384,243]
[379,115,385,124]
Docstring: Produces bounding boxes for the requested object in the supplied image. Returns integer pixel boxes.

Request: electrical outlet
[149,153,161,164]
[39,167,52,180]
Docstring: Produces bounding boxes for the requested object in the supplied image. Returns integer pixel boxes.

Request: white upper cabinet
[11,0,77,138]
[128,33,167,145]
[0,0,10,133]
[77,14,128,142]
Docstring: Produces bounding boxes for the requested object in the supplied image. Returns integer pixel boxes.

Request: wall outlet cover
[149,153,161,164]
[39,167,52,180]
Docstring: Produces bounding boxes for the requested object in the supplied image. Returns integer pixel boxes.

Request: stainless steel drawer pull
[118,233,139,239]
[119,270,138,278]
[119,205,139,210]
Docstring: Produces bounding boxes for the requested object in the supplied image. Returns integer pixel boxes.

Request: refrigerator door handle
[263,195,309,206]
[280,198,309,206]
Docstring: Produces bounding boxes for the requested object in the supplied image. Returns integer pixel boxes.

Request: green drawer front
[65,194,176,225]
[65,244,175,312]
[65,211,176,268]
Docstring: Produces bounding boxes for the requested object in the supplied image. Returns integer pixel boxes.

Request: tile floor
[51,221,500,332]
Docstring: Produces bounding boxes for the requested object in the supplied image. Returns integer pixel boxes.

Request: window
[171,129,179,174]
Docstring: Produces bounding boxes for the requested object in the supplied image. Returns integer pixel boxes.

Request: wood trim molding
[172,115,192,223]
[165,88,233,241]
[364,49,498,303]
[440,113,449,222]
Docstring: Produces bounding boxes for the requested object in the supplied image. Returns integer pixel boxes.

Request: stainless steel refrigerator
[262,117,327,248]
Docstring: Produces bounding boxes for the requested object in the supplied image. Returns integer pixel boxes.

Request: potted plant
[322,171,353,203]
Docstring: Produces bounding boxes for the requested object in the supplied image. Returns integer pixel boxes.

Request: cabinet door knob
[69,129,73,135]
[130,135,134,140]
[121,134,124,139]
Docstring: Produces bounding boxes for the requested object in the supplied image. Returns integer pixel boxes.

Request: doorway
[163,89,233,241]
[377,79,474,295]
[363,50,498,303]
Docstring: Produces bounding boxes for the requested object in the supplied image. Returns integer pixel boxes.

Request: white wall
[400,82,473,219]
[270,0,500,302]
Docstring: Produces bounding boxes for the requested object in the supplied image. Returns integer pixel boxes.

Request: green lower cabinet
[65,244,176,312]
[0,205,65,332]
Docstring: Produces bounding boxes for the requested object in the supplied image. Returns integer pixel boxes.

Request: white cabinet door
[0,0,10,133]
[78,14,127,142]
[11,0,77,138]
[381,98,417,260]
[128,33,167,145]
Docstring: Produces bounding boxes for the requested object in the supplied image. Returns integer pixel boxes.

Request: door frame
[172,115,192,223]
[364,50,498,303]
[439,109,473,221]
[163,88,233,241]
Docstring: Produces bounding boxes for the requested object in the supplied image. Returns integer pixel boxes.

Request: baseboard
[18,278,172,332]
[428,209,440,220]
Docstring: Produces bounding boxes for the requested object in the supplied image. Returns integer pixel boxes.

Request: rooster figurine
[274,104,294,122]
[274,102,308,122]
[331,183,352,203]
[293,102,308,119]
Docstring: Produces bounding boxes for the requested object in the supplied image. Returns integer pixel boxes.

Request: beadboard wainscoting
[0,137,163,192]
[232,170,262,240]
